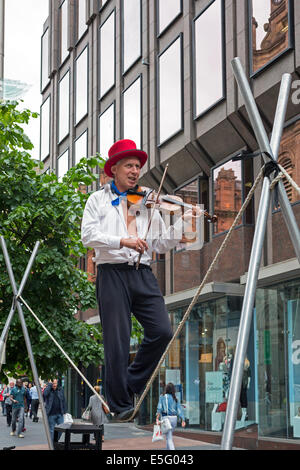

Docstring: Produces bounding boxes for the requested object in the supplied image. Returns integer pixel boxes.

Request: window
[122,76,141,149]
[77,0,87,40]
[193,0,225,118]
[40,96,50,161]
[74,130,88,166]
[249,0,292,75]
[58,71,70,143]
[212,157,253,235]
[59,0,68,64]
[75,47,88,125]
[99,10,115,99]
[274,118,300,208]
[99,102,115,160]
[158,35,183,145]
[57,149,69,181]
[41,28,49,91]
[122,0,141,74]
[157,0,182,36]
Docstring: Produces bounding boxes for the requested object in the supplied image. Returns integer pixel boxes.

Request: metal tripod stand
[0,237,53,450]
[220,58,300,449]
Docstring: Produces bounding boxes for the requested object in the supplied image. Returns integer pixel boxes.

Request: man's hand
[120,237,149,254]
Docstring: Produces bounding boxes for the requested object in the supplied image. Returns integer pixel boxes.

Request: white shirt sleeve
[81,192,122,250]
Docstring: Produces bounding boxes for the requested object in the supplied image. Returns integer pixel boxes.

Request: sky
[4,0,49,157]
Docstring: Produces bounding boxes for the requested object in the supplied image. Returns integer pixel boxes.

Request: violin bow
[135,164,169,270]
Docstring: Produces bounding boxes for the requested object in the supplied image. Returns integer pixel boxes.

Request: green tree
[0,100,106,381]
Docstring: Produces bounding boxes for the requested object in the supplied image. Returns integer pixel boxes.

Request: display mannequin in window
[81,139,197,421]
[240,358,251,421]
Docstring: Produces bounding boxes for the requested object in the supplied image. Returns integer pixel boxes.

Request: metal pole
[1,238,54,450]
[0,239,40,359]
[221,59,293,450]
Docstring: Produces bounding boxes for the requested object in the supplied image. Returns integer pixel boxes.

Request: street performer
[81,139,198,421]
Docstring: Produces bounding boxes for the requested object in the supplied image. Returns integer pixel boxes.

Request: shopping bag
[152,424,164,442]
[161,417,172,434]
[63,413,73,424]
[81,406,91,421]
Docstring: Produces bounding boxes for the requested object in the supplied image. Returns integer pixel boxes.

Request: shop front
[139,276,300,449]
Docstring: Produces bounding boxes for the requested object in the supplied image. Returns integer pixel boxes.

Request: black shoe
[112,407,135,422]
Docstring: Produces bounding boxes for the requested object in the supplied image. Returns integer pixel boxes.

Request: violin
[126,186,217,223]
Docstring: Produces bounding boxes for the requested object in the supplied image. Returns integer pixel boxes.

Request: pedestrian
[24,382,32,418]
[3,381,14,427]
[156,382,186,450]
[43,379,67,442]
[87,385,109,442]
[10,378,26,438]
[0,384,6,415]
[81,139,199,421]
[30,382,40,422]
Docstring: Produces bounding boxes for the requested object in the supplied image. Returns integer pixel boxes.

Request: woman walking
[156,382,186,450]
[88,386,109,442]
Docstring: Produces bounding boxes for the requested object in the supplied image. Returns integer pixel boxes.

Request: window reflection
[74,131,88,166]
[57,149,69,181]
[194,0,224,117]
[60,0,68,64]
[99,102,115,160]
[75,47,88,125]
[175,179,199,247]
[158,36,182,145]
[123,77,141,149]
[274,119,300,208]
[58,71,70,142]
[251,0,290,74]
[158,0,181,35]
[40,96,50,161]
[77,0,87,40]
[213,160,242,234]
[122,0,141,73]
[41,28,49,91]
[99,11,115,98]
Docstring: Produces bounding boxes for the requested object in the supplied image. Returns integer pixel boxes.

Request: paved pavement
[0,409,223,451]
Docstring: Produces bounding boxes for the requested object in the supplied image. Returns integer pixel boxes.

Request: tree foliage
[0,100,108,381]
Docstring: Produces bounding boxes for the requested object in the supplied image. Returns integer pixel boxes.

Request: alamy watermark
[291,80,300,105]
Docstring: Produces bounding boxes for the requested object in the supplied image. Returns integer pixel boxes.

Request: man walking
[4,380,14,427]
[10,378,26,438]
[30,382,40,422]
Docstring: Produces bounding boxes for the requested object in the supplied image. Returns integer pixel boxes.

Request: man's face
[16,379,23,388]
[52,379,58,390]
[111,157,141,192]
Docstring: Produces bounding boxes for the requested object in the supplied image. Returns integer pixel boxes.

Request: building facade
[40,0,300,449]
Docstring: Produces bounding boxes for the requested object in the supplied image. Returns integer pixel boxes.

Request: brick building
[40,0,300,449]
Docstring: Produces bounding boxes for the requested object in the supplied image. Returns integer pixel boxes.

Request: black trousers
[96,263,173,414]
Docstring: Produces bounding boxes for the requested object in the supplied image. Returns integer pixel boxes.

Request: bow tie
[110,181,146,206]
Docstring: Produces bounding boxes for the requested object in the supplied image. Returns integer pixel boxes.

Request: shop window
[122,0,141,74]
[157,0,182,36]
[99,10,115,99]
[58,70,70,143]
[249,0,293,76]
[193,0,225,118]
[40,95,50,161]
[75,46,88,125]
[122,76,142,150]
[98,102,115,161]
[212,157,253,235]
[158,35,183,145]
[41,28,49,92]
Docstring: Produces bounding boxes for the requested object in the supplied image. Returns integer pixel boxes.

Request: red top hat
[104,139,148,177]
